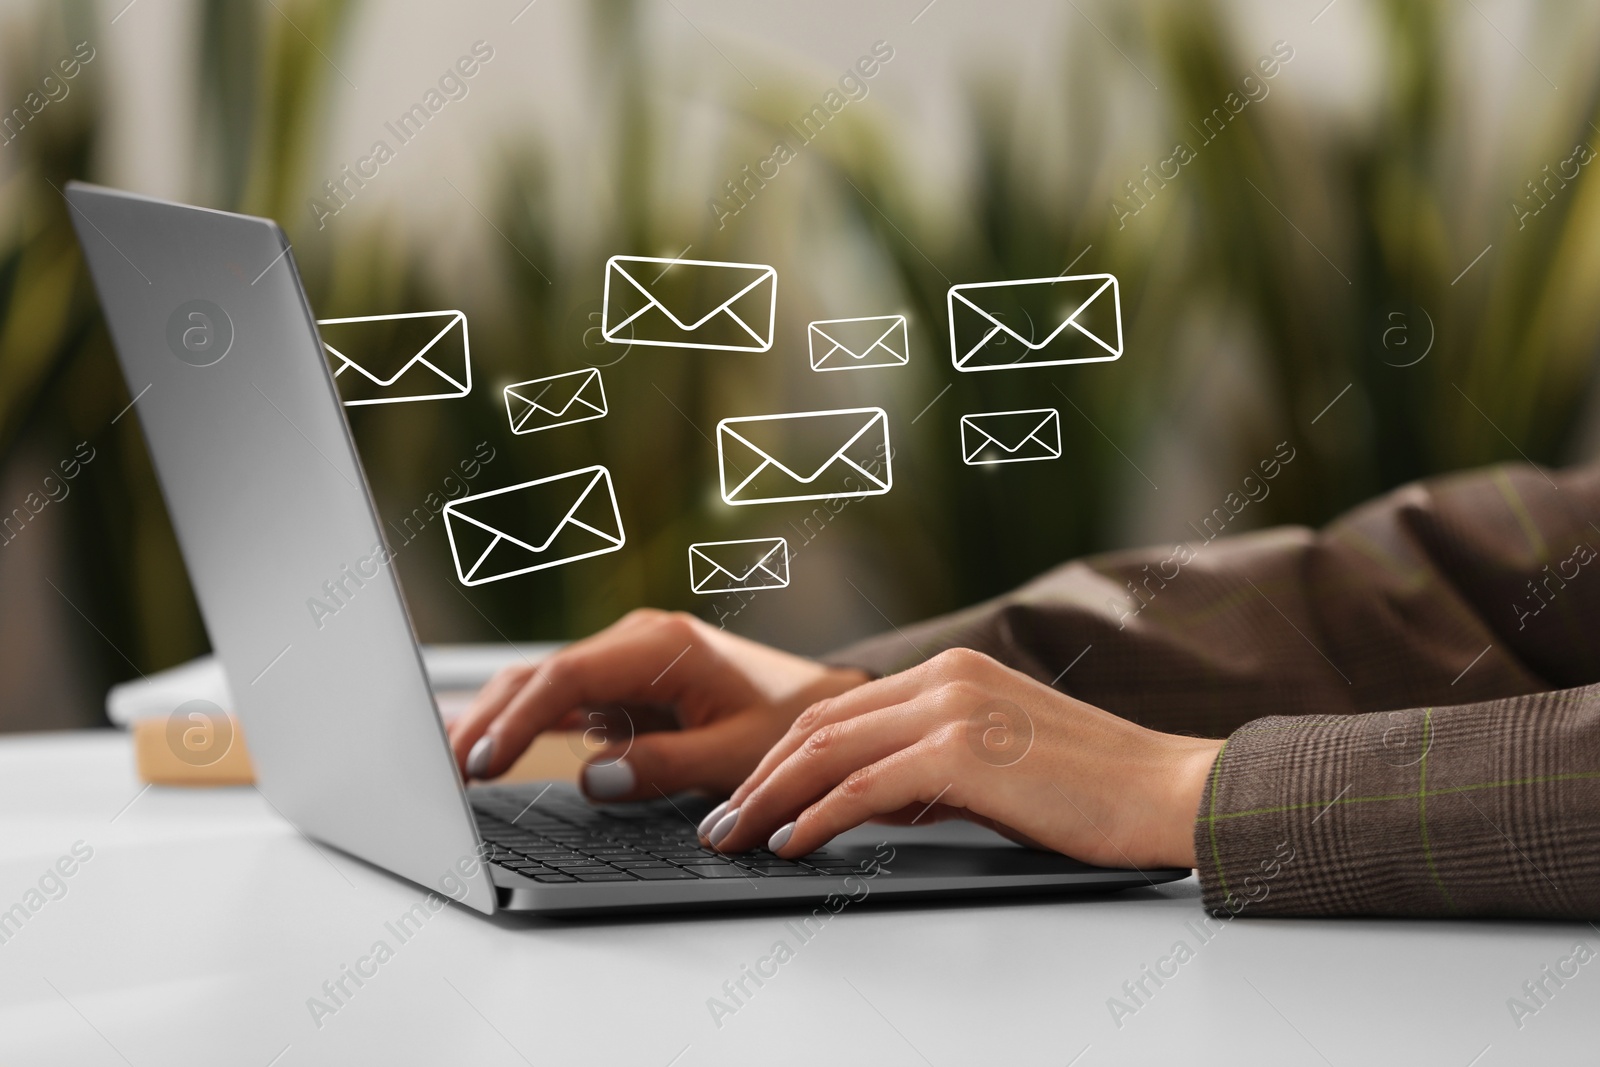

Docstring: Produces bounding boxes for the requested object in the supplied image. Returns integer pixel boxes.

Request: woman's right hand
[445,609,871,802]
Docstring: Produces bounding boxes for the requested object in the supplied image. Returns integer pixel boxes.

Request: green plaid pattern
[826,461,1600,917]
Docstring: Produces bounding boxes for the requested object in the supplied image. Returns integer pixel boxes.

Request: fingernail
[582,759,635,800]
[697,800,731,839]
[466,735,495,779]
[768,821,795,853]
[708,807,740,848]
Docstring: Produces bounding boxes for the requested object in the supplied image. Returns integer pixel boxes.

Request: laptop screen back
[66,183,495,913]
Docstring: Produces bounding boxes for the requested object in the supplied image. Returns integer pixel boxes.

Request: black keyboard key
[630,867,701,880]
[572,871,638,882]
[748,866,821,877]
[689,866,760,879]
[532,874,577,883]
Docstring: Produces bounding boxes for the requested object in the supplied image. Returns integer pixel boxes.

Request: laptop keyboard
[470,789,861,884]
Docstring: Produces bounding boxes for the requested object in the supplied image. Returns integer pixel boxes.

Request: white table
[0,732,1593,1065]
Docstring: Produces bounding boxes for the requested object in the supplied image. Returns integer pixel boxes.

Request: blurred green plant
[0,0,356,704]
[1149,0,1600,517]
[2,0,1598,724]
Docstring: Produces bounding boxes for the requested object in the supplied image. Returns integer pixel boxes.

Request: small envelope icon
[808,315,910,372]
[442,466,625,586]
[602,256,777,352]
[960,408,1062,465]
[318,310,472,406]
[688,537,790,594]
[717,407,892,507]
[504,368,608,435]
[948,274,1123,372]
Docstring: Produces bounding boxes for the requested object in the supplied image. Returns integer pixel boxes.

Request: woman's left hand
[700,648,1223,870]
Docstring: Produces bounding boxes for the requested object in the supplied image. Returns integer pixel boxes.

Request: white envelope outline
[808,315,910,372]
[318,310,472,405]
[442,466,625,586]
[947,274,1123,372]
[716,407,892,507]
[688,537,790,594]
[601,255,777,352]
[504,368,608,435]
[960,408,1063,465]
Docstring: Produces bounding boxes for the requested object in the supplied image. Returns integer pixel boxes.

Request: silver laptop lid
[66,182,495,913]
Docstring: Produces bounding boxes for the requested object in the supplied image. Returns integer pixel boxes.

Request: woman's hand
[700,648,1223,870]
[446,609,870,801]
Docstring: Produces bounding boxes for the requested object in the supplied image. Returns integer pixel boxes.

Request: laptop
[66,182,1188,915]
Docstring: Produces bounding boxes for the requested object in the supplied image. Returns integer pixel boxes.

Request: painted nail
[768,821,795,853]
[466,734,495,779]
[708,807,741,848]
[697,800,731,840]
[582,759,635,800]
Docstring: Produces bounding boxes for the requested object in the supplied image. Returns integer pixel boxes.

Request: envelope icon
[808,315,909,372]
[947,273,1122,372]
[688,537,790,594]
[717,407,892,507]
[442,466,625,586]
[602,255,777,352]
[960,408,1062,465]
[504,368,608,435]
[318,310,472,406]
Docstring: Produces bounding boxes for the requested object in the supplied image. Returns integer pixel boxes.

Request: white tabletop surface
[0,731,1594,1066]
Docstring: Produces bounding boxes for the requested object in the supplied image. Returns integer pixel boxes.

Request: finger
[579,709,777,803]
[446,661,538,769]
[725,670,940,808]
[551,703,676,735]
[726,656,986,810]
[770,739,959,858]
[709,702,933,852]
[447,609,660,763]
[459,612,727,779]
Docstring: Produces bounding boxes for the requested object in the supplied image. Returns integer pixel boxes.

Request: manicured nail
[768,821,795,853]
[697,800,731,839]
[708,807,740,848]
[582,759,635,800]
[466,735,495,779]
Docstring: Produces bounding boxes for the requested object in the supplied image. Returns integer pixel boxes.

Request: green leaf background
[2,0,1597,727]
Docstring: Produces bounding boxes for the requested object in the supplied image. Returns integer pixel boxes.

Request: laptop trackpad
[822,819,1110,877]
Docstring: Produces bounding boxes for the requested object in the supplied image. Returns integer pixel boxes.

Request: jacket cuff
[1192,709,1467,917]
[1192,692,1600,918]
[1194,710,1450,917]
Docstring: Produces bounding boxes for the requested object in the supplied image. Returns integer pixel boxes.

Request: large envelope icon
[318,310,472,405]
[808,315,910,372]
[947,273,1122,372]
[960,408,1062,465]
[688,537,790,594]
[442,466,625,586]
[717,407,892,507]
[504,368,608,435]
[602,256,777,352]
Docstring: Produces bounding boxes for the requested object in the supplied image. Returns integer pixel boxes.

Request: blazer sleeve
[822,459,1600,917]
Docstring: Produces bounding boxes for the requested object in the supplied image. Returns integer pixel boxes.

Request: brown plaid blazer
[825,460,1600,918]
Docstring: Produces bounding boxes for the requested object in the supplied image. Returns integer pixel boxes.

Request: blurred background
[3,0,1599,732]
